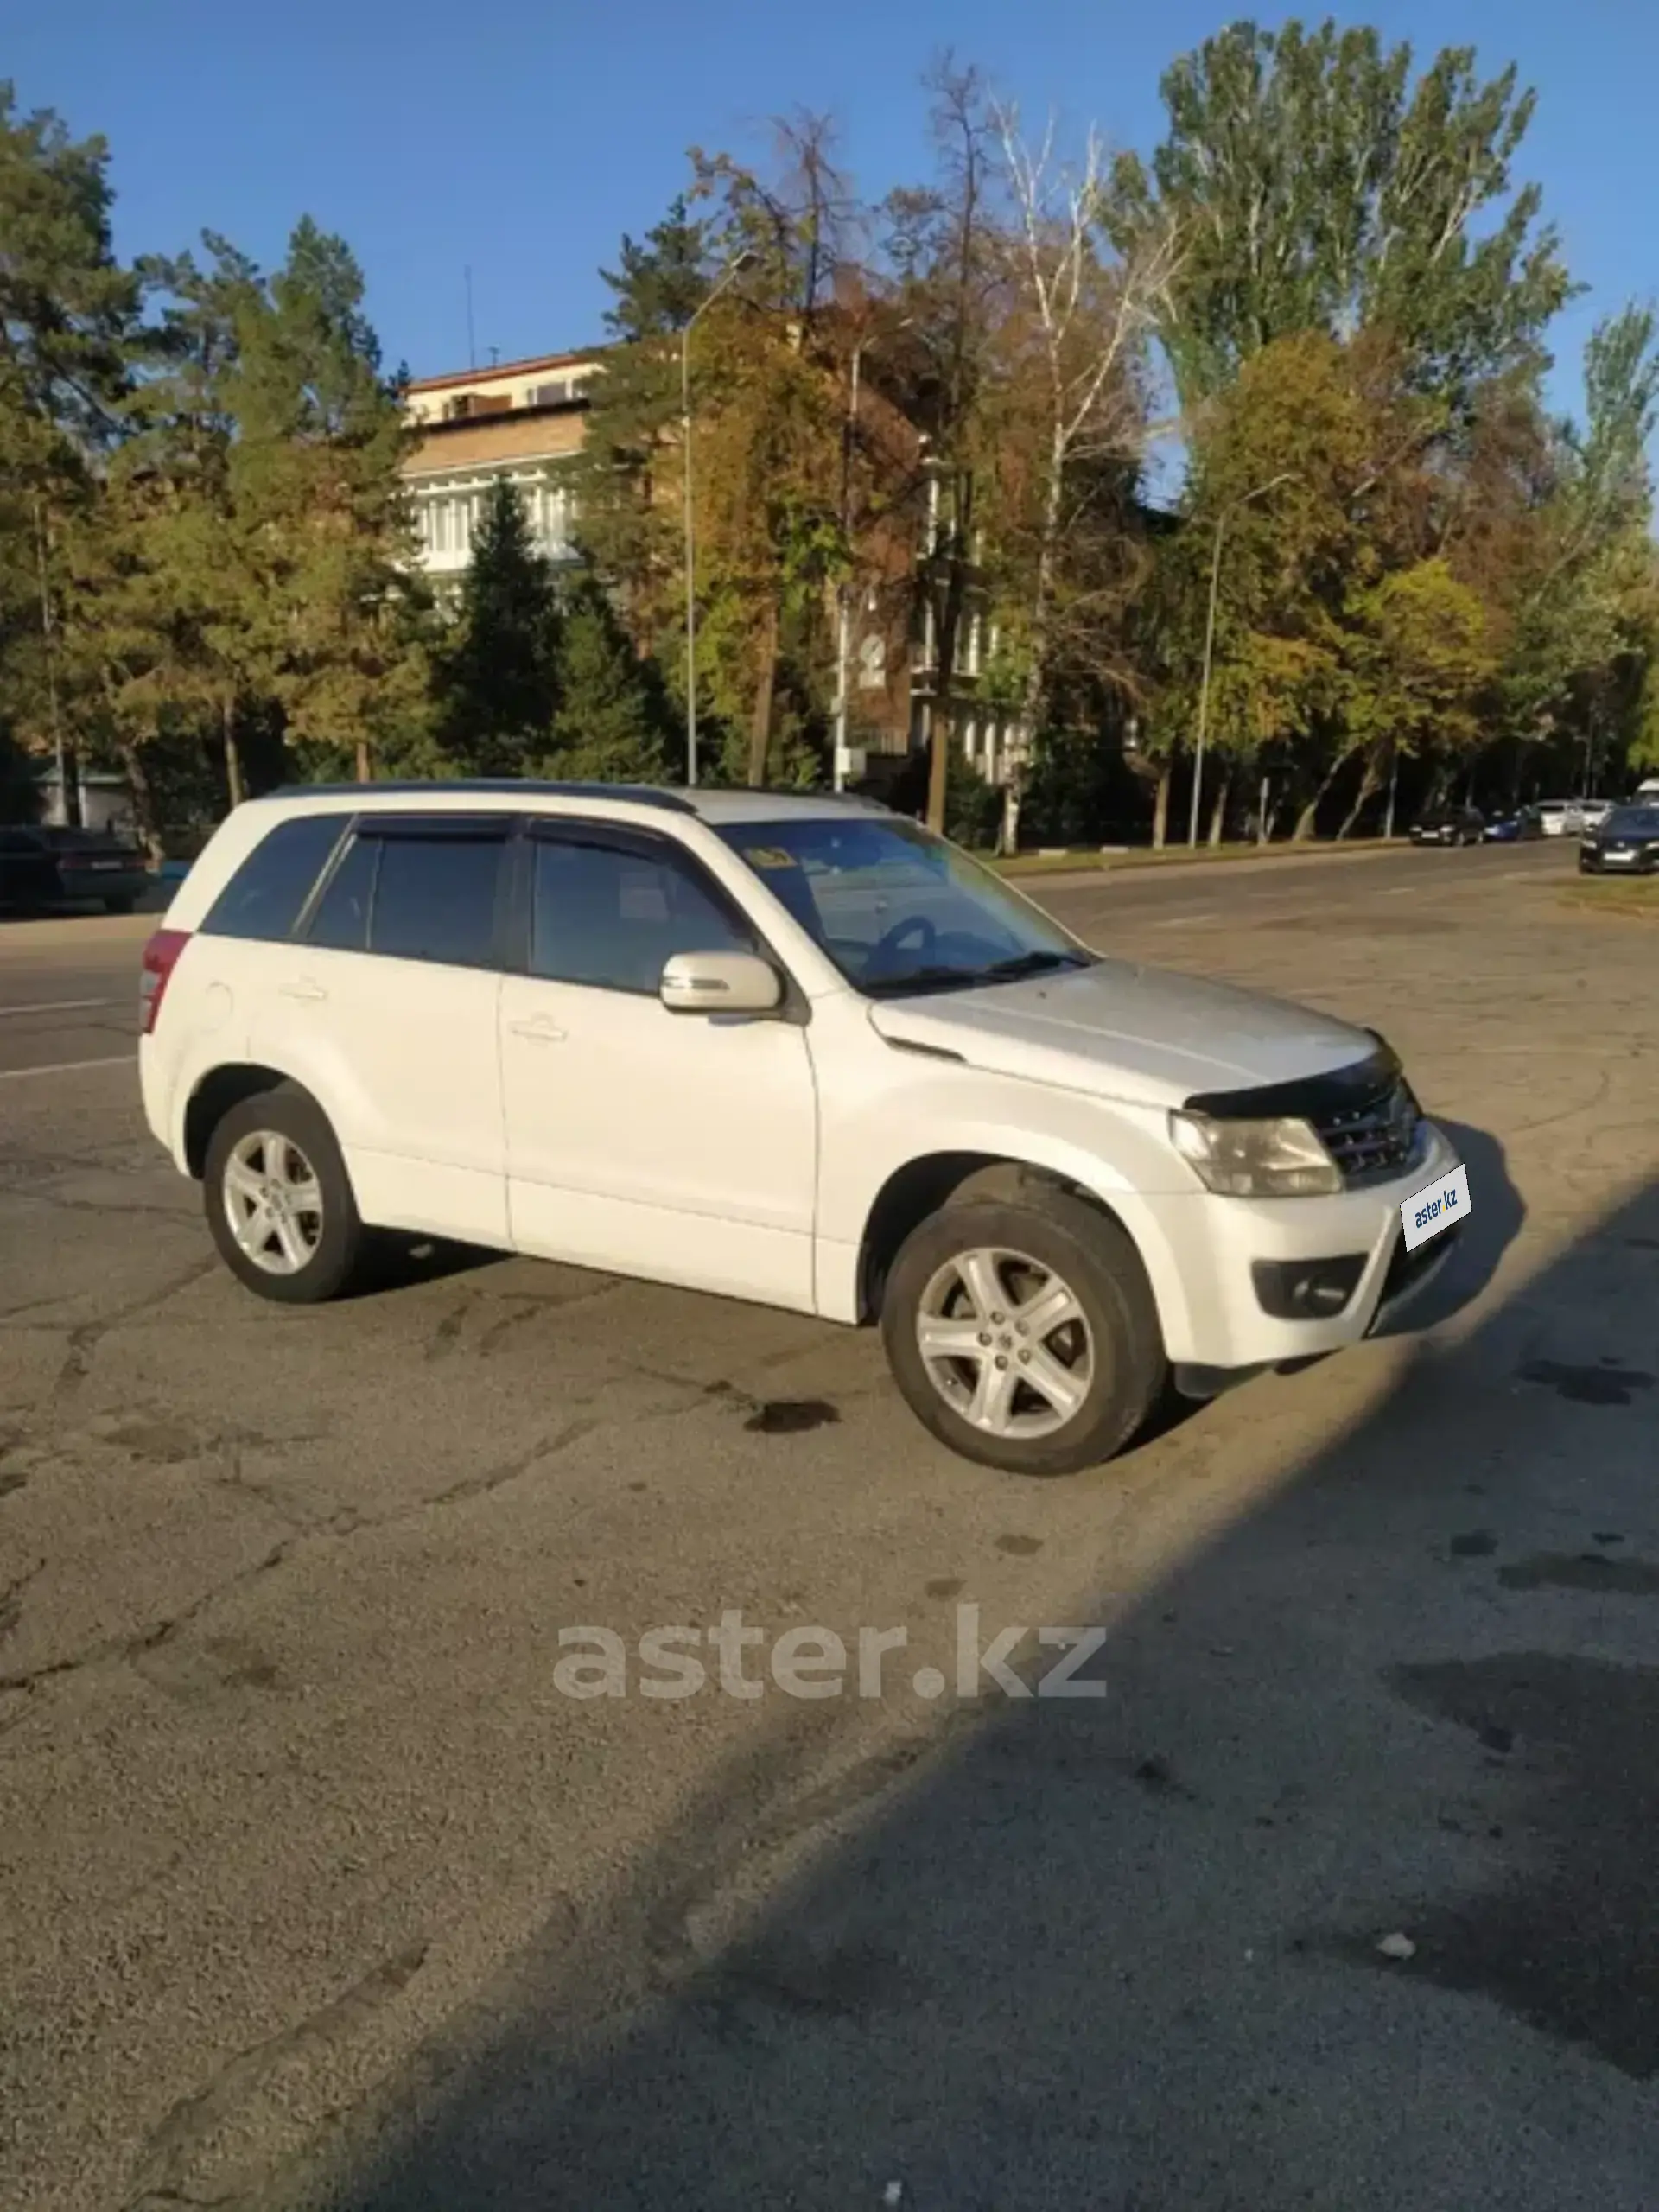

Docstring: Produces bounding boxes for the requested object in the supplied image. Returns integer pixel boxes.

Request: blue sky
[10,0,1656,427]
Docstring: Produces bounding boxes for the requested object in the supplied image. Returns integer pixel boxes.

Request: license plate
[1604,849,1635,863]
[1402,1162,1471,1253]
[86,859,124,872]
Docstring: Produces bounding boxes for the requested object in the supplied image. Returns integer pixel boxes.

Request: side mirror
[659,950,784,1016]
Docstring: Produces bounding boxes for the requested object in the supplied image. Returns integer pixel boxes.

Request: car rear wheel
[203,1084,363,1304]
[880,1185,1166,1476]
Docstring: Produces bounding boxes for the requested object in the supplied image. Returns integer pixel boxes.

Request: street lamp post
[681,249,754,787]
[1190,472,1296,848]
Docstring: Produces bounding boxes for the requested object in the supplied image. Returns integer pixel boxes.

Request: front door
[500,823,818,1311]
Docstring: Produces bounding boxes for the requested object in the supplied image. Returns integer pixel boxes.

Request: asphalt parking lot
[4,836,1659,2211]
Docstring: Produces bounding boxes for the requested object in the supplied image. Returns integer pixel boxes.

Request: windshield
[1604,806,1659,836]
[717,816,1091,996]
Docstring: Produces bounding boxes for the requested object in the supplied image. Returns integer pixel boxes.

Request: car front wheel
[203,1084,363,1303]
[880,1183,1166,1476]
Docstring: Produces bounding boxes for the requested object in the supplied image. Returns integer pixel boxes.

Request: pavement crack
[51,1256,219,1402]
[0,1557,43,1645]
[124,1941,429,2211]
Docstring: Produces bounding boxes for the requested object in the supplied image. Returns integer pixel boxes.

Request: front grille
[1312,1077,1423,1186]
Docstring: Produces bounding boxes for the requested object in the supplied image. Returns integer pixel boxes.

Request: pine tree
[542,575,667,782]
[437,477,561,773]
[226,219,431,783]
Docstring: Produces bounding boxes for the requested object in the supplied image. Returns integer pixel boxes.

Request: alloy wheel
[915,1245,1095,1440]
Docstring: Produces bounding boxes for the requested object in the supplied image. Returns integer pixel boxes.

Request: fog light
[1251,1255,1366,1320]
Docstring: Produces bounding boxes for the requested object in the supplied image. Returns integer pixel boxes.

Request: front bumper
[1136,1119,1465,1370]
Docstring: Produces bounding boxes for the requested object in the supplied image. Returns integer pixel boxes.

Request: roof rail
[261,779,698,816]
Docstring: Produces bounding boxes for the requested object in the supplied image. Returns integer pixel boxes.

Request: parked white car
[140,785,1468,1475]
[1533,800,1579,837]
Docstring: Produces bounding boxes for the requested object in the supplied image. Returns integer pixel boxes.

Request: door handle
[280,977,327,1003]
[509,1016,566,1044]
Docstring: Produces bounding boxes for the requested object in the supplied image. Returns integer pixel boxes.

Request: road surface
[3,833,1657,2212]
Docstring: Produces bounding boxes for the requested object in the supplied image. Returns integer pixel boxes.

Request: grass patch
[1560,874,1659,918]
[991,837,1397,878]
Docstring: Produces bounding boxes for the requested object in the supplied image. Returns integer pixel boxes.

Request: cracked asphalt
[3,840,1659,2211]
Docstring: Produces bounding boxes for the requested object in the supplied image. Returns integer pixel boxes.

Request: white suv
[140,784,1468,1476]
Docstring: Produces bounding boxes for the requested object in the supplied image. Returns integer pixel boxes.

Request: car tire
[104,895,137,914]
[880,1181,1166,1477]
[203,1084,363,1305]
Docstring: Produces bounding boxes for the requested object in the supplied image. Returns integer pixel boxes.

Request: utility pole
[33,498,75,829]
[832,340,862,793]
[680,250,754,787]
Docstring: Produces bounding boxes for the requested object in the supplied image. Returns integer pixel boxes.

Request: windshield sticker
[744,846,800,869]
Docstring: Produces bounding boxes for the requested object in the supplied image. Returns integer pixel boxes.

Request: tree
[986,105,1174,844]
[577,194,712,675]
[1340,557,1492,830]
[1106,21,1573,417]
[880,60,1006,830]
[543,574,667,781]
[437,477,561,772]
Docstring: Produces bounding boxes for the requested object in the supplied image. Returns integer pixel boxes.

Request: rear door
[499,820,818,1310]
[249,815,512,1246]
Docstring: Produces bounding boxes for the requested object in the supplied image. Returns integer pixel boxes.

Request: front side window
[200,813,348,942]
[718,816,1089,997]
[531,836,754,995]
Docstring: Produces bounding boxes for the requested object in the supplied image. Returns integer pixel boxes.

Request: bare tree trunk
[1336,750,1382,840]
[1293,756,1344,842]
[355,738,373,783]
[1152,760,1172,849]
[223,697,245,809]
[747,600,780,788]
[118,738,163,860]
[1207,766,1232,848]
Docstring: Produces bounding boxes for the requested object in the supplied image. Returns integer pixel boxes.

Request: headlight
[1167,1110,1344,1198]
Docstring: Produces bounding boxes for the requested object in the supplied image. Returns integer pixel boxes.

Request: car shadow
[345,1232,511,1300]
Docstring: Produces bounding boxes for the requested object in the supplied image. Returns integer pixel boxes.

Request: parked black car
[1409,805,1486,847]
[0,824,150,913]
[1579,803,1659,875]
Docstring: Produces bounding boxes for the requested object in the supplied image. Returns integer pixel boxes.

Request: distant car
[1410,805,1485,847]
[1579,803,1659,875]
[1483,808,1545,843]
[0,824,150,914]
[1635,779,1659,803]
[1574,798,1614,833]
[1532,800,1578,838]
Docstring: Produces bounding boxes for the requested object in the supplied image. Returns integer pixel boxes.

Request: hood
[867,959,1376,1109]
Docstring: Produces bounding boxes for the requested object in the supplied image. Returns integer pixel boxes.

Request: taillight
[140,929,190,1035]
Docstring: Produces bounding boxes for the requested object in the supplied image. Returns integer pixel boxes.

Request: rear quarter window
[200,815,349,942]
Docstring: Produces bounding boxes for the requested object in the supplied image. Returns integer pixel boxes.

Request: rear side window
[371,832,505,967]
[307,835,379,952]
[302,824,508,968]
[200,814,347,941]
